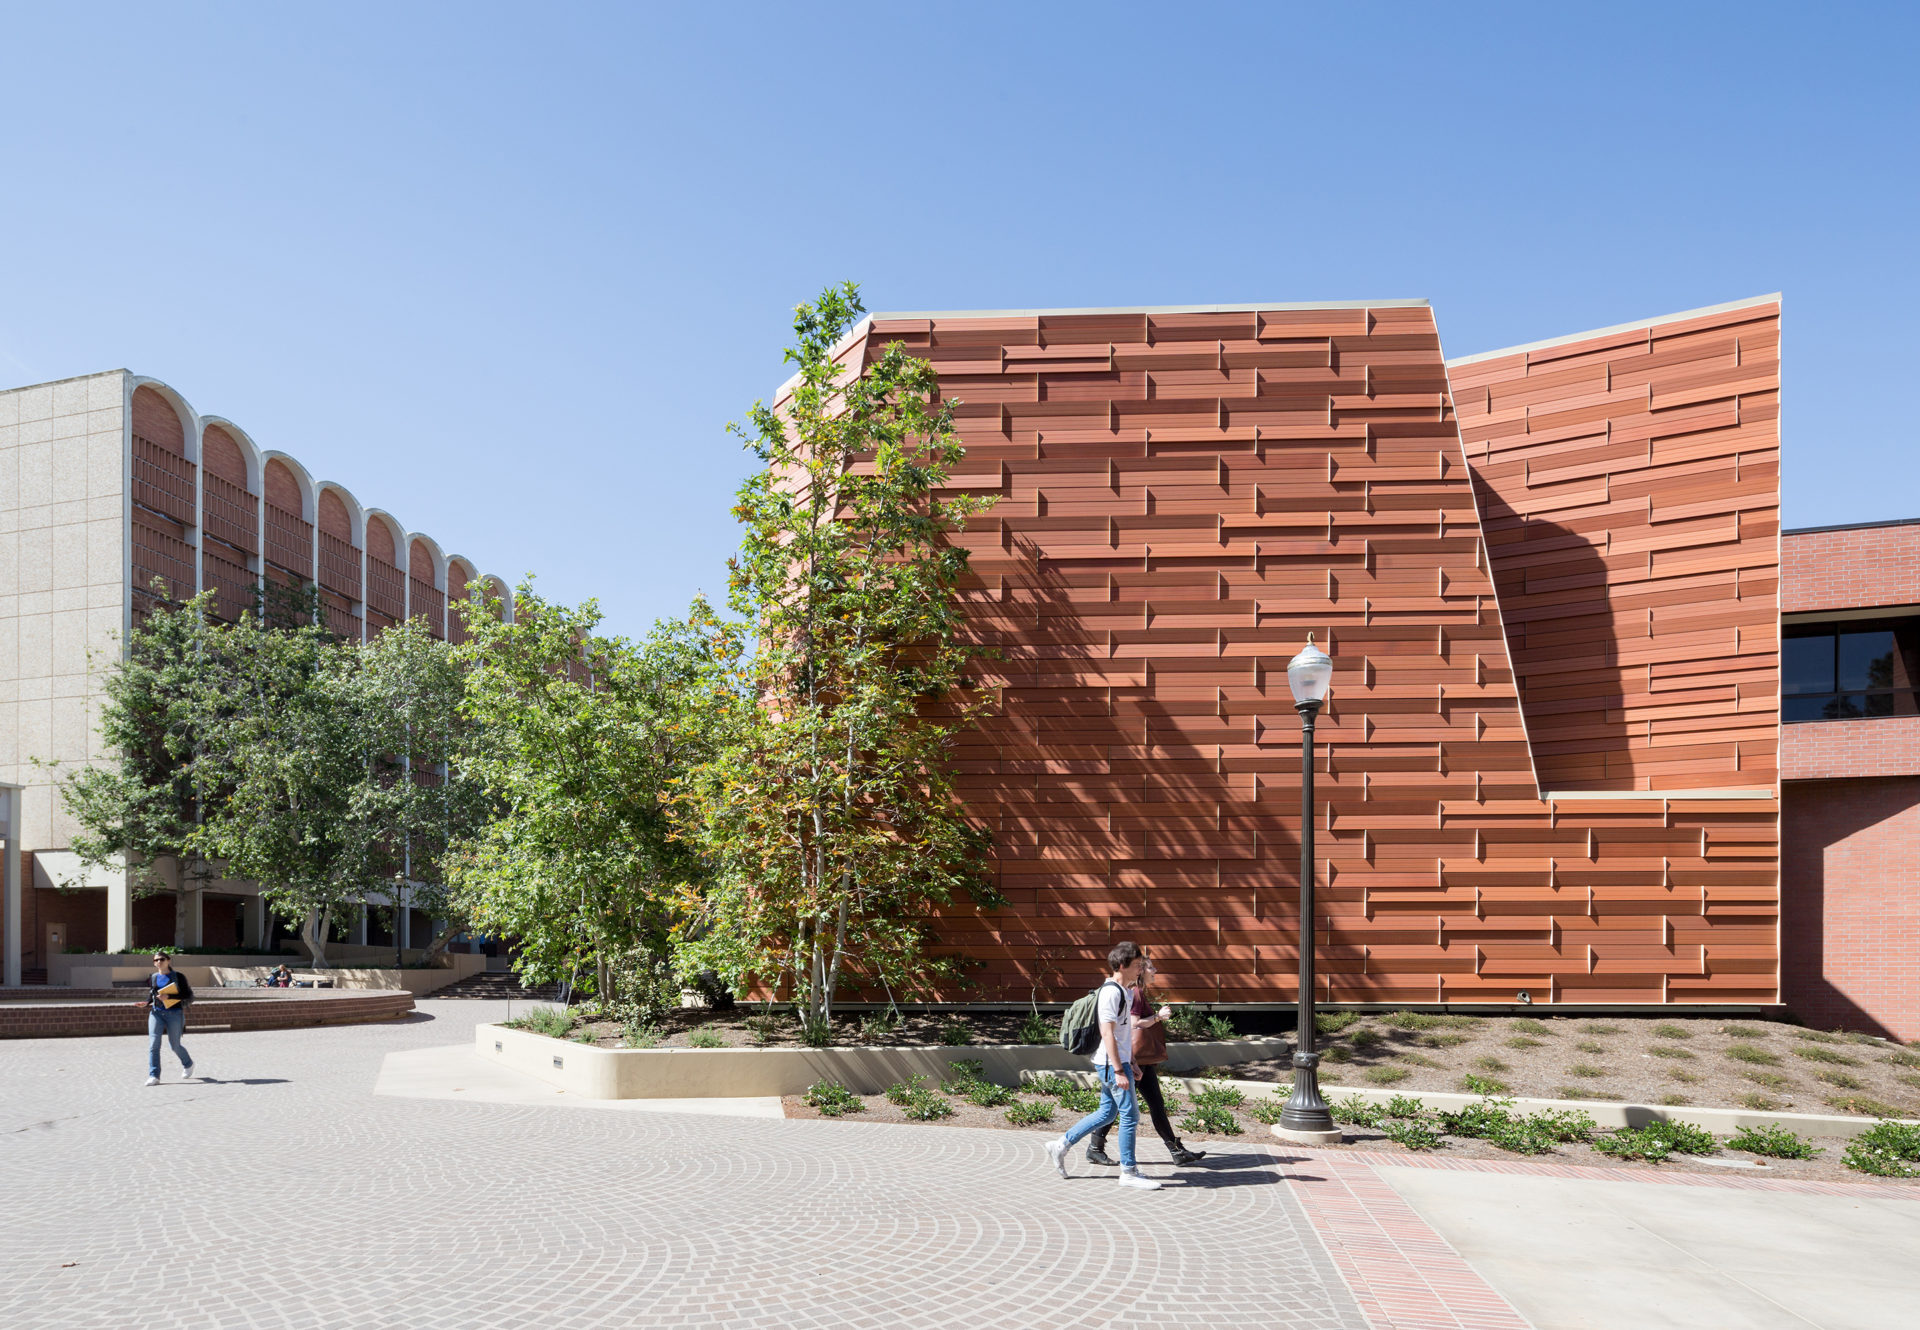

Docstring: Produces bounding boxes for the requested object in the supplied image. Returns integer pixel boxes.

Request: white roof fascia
[1445,293,1783,368]
[871,298,1428,320]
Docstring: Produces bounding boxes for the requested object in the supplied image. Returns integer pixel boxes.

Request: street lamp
[1275,634,1341,1144]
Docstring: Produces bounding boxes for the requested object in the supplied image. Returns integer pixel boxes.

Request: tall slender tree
[671,283,999,1026]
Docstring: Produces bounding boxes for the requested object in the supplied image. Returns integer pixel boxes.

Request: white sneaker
[180,1064,196,1081]
[1117,1169,1162,1191]
[1045,1136,1070,1178]
[144,1076,159,1087]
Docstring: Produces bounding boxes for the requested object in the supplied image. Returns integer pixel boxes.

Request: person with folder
[141,952,199,1086]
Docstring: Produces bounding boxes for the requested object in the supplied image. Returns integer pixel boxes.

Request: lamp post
[1275,634,1341,1144]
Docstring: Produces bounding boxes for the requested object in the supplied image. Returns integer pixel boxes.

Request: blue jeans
[148,1007,190,1078]
[1063,1062,1139,1168]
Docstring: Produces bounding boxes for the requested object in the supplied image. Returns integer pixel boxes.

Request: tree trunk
[301,906,333,970]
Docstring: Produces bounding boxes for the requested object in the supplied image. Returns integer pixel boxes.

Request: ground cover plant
[803,1080,864,1117]
[1841,1121,1920,1178]
[1727,1124,1821,1159]
[1592,1119,1718,1163]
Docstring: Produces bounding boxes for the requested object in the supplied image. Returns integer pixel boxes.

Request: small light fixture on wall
[1516,991,1532,1005]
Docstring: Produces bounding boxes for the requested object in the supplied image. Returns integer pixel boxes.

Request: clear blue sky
[3,4,1913,636]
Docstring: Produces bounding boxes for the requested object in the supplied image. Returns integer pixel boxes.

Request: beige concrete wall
[477,1022,1291,1099]
[58,951,485,994]
[0,371,128,856]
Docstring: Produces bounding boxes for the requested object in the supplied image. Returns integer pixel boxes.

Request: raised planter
[56,952,485,995]
[477,1021,1290,1099]
[1024,1069,1920,1142]
[0,987,415,1038]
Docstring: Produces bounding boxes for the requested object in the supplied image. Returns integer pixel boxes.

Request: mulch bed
[1230,1011,1920,1123]
[780,1077,1918,1189]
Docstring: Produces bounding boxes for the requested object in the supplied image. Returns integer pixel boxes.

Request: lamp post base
[1270,1124,1344,1146]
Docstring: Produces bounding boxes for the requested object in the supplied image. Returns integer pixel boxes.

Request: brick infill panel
[0,988,413,1038]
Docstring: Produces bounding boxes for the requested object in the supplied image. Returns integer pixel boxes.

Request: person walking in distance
[1045,941,1162,1190]
[1085,955,1206,1168]
[141,952,198,1086]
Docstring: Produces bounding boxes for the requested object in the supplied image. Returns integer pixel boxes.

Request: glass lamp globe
[1286,635,1333,706]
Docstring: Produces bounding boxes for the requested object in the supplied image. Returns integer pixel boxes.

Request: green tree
[670,283,998,1026]
[51,587,235,900]
[448,581,717,1009]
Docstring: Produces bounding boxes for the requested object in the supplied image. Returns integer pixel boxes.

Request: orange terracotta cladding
[803,301,1779,1007]
[1447,299,1782,794]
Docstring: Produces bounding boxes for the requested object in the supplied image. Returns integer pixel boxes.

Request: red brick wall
[1781,524,1920,614]
[201,424,248,485]
[263,458,303,515]
[1784,716,1920,781]
[1781,776,1920,1039]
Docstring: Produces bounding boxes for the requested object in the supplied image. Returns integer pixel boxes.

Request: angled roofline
[869,298,1429,320]
[1444,293,1782,367]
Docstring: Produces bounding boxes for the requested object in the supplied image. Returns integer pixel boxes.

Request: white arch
[362,508,406,565]
[196,415,265,493]
[313,480,368,547]
[404,532,448,590]
[127,376,200,464]
[480,574,516,624]
[258,450,317,521]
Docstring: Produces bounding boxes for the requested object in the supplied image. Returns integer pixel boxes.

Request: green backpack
[1059,979,1126,1057]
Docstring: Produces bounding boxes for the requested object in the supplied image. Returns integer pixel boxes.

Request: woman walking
[1086,955,1205,1166]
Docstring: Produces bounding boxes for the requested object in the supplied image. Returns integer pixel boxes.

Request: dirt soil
[1225,1011,1920,1122]
[538,1005,1068,1051]
[780,1078,1919,1190]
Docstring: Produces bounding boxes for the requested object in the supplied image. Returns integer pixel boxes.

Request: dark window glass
[1840,630,1897,691]
[1783,695,1831,723]
[1783,635,1836,696]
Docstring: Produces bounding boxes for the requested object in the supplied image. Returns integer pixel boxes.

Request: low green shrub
[1744,1069,1791,1088]
[1667,1068,1701,1084]
[798,1012,834,1048]
[940,1059,988,1092]
[1566,1063,1608,1079]
[885,1074,934,1106]
[1649,1045,1695,1060]
[1505,1035,1545,1050]
[1317,1010,1363,1035]
[1659,1094,1691,1106]
[1398,1052,1444,1069]
[622,1023,660,1049]
[571,1030,597,1045]
[1366,1066,1410,1086]
[1727,1123,1821,1159]
[1574,1039,1607,1055]
[1817,1070,1866,1090]
[1739,1093,1784,1111]
[1019,1010,1056,1045]
[1842,1121,1920,1177]
[1720,1022,1769,1039]
[1026,1073,1077,1098]
[938,1020,973,1047]
[1349,1028,1383,1049]
[1323,1044,1354,1063]
[1509,1017,1552,1036]
[1383,1094,1430,1119]
[1898,1072,1920,1092]
[1004,1100,1054,1126]
[1179,1103,1242,1136]
[1192,1083,1244,1110]
[1059,1086,1100,1113]
[1725,1043,1780,1065]
[1380,1118,1444,1150]
[688,1029,727,1048]
[1881,1048,1920,1069]
[1473,1056,1510,1073]
[518,1006,573,1038]
[1247,1097,1286,1125]
[1331,1095,1383,1128]
[883,1075,954,1120]
[803,1080,864,1116]
[966,1080,1016,1108]
[1205,1014,1237,1040]
[859,1009,901,1042]
[1651,1022,1692,1040]
[1420,1032,1471,1048]
[1460,1073,1510,1096]
[1791,1028,1842,1044]
[1792,1045,1860,1066]
[1556,1087,1621,1100]
[1593,1119,1717,1163]
[1580,1021,1622,1036]
[1167,1006,1212,1040]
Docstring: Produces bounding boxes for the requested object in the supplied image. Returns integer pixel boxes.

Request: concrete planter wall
[477,1022,1289,1100]
[0,987,415,1038]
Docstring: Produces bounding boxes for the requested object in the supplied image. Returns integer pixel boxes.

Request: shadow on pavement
[1163,1154,1298,1188]
[199,1078,290,1086]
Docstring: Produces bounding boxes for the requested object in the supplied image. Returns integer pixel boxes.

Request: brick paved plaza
[6,1002,1917,1330]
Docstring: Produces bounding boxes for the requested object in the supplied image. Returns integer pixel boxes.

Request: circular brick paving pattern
[2,1002,1368,1329]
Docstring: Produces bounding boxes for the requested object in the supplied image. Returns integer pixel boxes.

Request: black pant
[1090,1062,1178,1153]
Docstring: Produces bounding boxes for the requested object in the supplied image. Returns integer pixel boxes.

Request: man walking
[142,952,198,1086]
[1085,954,1205,1167]
[1045,941,1162,1190]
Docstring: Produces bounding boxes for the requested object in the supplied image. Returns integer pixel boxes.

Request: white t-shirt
[1090,980,1133,1068]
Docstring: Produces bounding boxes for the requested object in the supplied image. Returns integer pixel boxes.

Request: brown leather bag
[1130,989,1168,1065]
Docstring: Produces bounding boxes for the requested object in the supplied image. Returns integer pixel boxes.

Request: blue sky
[3,3,1914,636]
